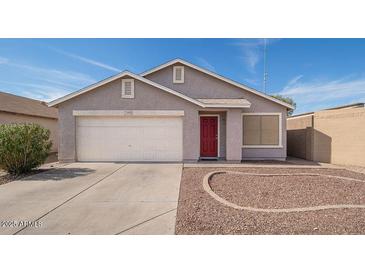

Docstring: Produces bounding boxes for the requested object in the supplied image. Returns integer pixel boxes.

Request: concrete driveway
[0,163,182,235]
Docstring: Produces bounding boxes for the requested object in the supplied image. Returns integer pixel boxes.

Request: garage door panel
[76,116,182,162]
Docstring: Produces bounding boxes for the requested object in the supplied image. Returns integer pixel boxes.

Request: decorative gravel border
[203,171,365,213]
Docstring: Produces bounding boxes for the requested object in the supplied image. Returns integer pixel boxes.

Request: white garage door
[76,116,183,162]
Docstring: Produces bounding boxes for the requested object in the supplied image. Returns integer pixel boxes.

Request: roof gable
[141,58,294,110]
[48,71,206,108]
[48,70,251,109]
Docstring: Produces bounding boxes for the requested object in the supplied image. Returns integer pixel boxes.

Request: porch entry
[200,116,218,158]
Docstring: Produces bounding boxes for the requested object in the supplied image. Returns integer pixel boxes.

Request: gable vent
[175,68,182,80]
[124,82,132,93]
[173,66,184,83]
[121,79,135,98]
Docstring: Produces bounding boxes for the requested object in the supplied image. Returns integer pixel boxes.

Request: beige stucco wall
[287,115,313,160]
[312,108,365,166]
[287,108,365,166]
[287,115,313,130]
[0,111,58,152]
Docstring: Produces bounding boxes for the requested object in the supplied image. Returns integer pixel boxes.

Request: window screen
[243,115,279,146]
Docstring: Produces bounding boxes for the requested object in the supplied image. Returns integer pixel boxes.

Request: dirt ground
[0,153,57,186]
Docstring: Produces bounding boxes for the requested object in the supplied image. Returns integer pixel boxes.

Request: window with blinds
[242,114,281,146]
[121,79,134,98]
[173,66,184,83]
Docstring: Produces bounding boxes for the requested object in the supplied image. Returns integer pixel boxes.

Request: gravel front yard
[175,167,365,234]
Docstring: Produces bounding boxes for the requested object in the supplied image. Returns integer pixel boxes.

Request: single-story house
[0,91,58,152]
[287,102,365,166]
[48,59,293,162]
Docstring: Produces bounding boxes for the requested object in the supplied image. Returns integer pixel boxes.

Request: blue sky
[1,38,365,114]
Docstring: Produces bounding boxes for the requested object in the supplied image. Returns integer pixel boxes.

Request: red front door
[200,116,218,157]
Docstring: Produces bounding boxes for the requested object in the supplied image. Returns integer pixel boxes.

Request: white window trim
[121,79,135,99]
[242,112,283,148]
[199,114,220,158]
[173,66,184,83]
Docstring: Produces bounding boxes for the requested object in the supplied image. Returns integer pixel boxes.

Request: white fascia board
[48,71,127,107]
[141,58,294,110]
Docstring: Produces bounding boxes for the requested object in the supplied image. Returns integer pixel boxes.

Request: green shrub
[0,123,52,175]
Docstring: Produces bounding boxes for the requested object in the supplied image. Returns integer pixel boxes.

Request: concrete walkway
[0,163,182,235]
[184,157,340,169]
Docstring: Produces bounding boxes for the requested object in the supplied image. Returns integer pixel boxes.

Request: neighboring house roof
[141,58,294,110]
[287,112,314,119]
[324,102,364,111]
[288,102,365,119]
[48,71,251,109]
[0,91,58,119]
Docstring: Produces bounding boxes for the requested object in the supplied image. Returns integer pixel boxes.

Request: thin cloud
[280,76,365,99]
[21,88,69,102]
[241,49,260,73]
[279,75,365,113]
[0,58,96,101]
[233,39,280,74]
[39,78,81,89]
[52,48,121,73]
[0,80,70,101]
[285,75,303,87]
[196,57,216,72]
[11,63,95,85]
[0,57,8,64]
[0,80,73,101]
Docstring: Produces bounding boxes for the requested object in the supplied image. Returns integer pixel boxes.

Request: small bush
[0,123,52,175]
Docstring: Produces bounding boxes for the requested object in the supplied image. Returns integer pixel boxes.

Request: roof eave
[202,104,251,108]
[47,71,129,107]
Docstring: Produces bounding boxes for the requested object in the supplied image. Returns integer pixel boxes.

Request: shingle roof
[0,91,58,119]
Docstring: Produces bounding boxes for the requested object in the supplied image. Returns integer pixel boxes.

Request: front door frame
[199,114,220,158]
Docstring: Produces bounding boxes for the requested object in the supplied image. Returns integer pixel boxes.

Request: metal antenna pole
[263,38,268,93]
